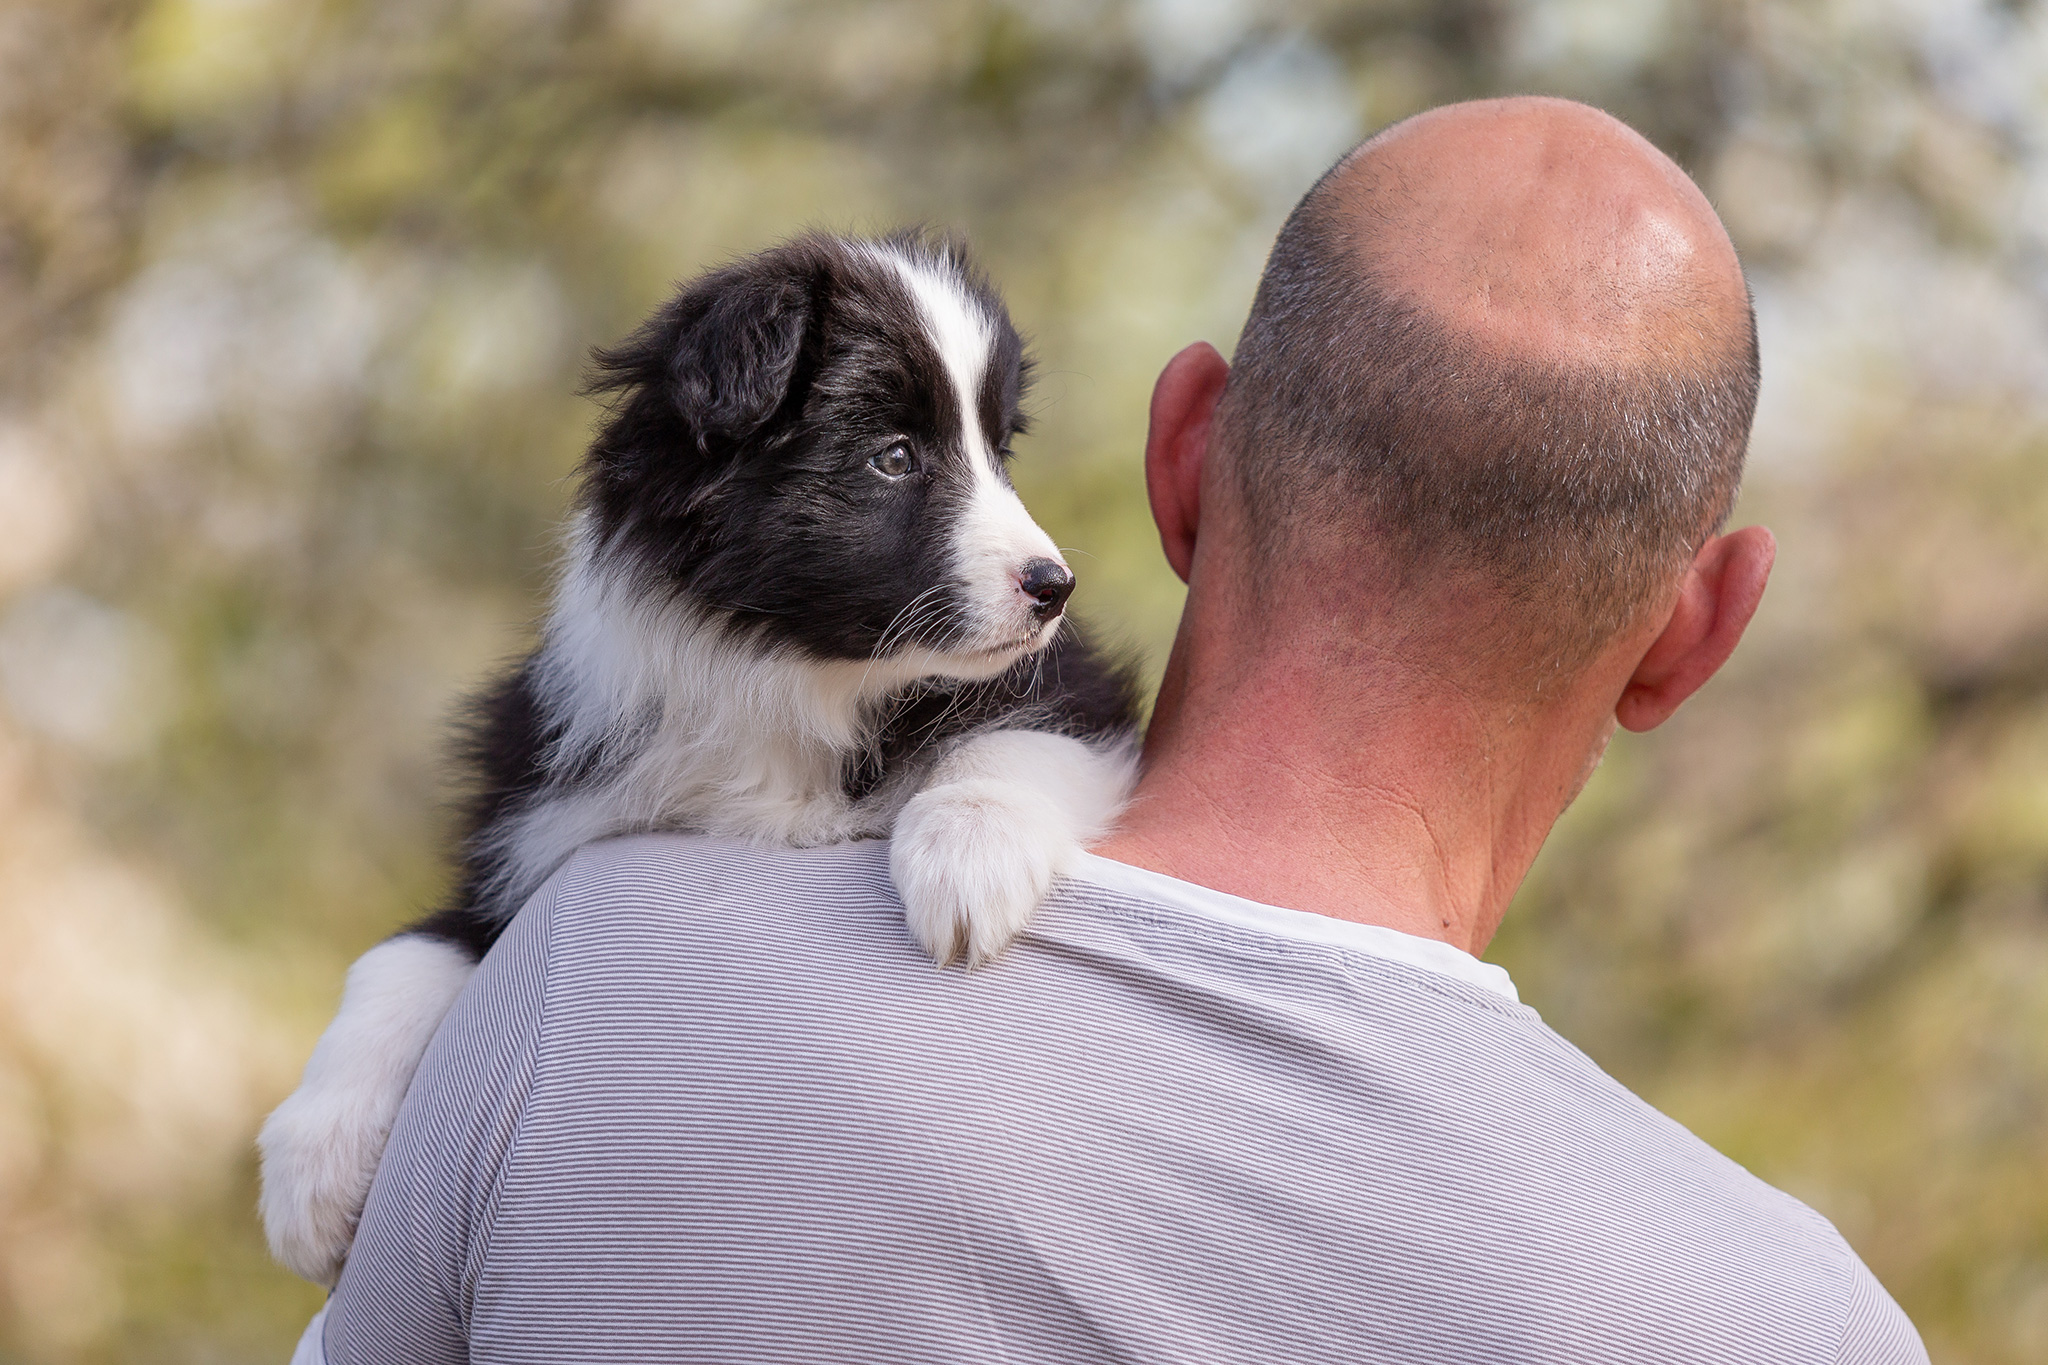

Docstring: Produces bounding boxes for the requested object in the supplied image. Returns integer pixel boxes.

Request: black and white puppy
[257,232,1142,1286]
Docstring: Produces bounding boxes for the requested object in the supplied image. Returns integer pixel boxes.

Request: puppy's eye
[868,443,914,480]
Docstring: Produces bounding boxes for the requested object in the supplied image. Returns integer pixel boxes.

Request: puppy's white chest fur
[480,537,946,920]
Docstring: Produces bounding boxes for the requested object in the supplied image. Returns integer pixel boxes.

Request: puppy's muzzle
[1019,558,1075,623]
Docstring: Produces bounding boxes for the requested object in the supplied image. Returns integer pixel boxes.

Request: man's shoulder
[528,834,913,970]
[549,830,900,917]
[343,831,1923,1364]
[522,834,1837,1258]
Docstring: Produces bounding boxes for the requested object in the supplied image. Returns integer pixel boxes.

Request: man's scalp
[1216,97,1758,676]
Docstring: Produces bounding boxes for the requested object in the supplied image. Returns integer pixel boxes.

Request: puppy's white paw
[257,934,476,1286]
[893,776,1067,967]
[258,1074,398,1287]
[890,730,1136,967]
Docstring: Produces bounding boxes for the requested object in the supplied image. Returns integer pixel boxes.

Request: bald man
[310,100,1927,1364]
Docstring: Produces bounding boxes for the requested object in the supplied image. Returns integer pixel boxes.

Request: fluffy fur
[258,232,1142,1286]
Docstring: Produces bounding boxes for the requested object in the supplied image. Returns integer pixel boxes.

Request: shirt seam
[459,855,567,1326]
[1817,1217,1865,1365]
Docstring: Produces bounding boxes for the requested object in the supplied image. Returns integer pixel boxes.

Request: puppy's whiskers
[861,586,949,695]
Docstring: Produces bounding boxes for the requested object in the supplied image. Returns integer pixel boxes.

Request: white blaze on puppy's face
[881,248,1065,663]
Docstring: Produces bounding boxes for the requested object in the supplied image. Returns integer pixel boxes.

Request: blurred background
[1,0,2045,1358]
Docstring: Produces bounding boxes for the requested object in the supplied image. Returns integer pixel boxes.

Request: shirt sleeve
[321,875,561,1365]
[1833,1250,1930,1365]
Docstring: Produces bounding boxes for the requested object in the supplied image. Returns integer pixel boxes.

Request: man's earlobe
[1145,342,1230,584]
[1616,525,1776,732]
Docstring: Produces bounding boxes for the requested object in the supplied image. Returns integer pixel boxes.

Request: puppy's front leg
[257,933,476,1286]
[890,729,1137,967]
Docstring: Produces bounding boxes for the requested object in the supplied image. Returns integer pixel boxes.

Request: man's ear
[1616,525,1776,732]
[1144,342,1230,584]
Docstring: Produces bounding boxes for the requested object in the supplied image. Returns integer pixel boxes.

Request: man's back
[324,834,1922,1364]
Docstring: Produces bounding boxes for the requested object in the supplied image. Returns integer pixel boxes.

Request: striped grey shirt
[316,833,1926,1364]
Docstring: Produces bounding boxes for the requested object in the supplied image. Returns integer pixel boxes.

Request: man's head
[1116,97,1775,950]
[1180,97,1759,685]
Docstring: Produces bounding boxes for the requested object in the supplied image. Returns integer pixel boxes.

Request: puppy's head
[581,232,1071,682]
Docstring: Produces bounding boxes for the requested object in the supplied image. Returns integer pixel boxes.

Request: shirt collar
[1070,852,1520,1004]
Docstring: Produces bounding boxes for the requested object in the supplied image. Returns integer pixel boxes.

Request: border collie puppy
[257,232,1142,1286]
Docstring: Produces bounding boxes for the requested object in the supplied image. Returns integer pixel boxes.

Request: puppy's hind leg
[257,933,476,1286]
[891,729,1137,968]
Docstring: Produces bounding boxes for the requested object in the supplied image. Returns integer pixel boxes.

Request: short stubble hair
[1215,182,1760,678]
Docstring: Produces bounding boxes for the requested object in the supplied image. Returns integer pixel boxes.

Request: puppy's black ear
[665,264,812,448]
[588,256,814,458]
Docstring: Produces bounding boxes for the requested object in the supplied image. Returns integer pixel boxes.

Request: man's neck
[1091,610,1594,957]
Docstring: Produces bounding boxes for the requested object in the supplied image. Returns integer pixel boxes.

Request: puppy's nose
[1019,558,1075,620]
